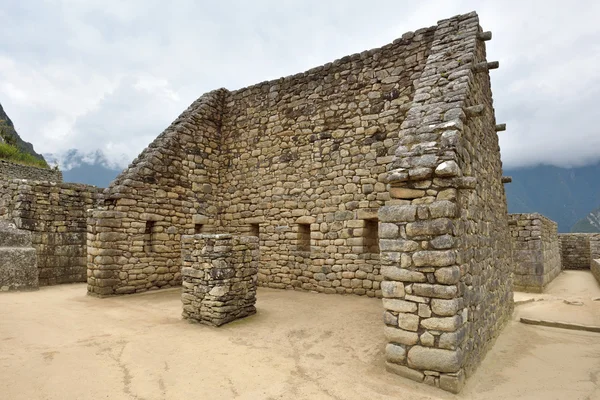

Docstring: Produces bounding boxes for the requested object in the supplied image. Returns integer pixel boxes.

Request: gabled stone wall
[87,91,225,296]
[218,27,436,295]
[509,213,561,292]
[0,179,103,285]
[378,12,511,393]
[0,160,62,182]
[87,10,508,393]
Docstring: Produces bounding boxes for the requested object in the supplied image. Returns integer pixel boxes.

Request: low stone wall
[592,259,600,285]
[0,220,38,291]
[0,180,103,285]
[0,160,62,182]
[509,213,561,292]
[558,233,600,270]
[181,234,259,326]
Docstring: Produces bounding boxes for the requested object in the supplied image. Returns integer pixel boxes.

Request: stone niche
[509,213,561,292]
[181,234,259,326]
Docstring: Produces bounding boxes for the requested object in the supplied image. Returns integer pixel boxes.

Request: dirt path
[1,284,599,399]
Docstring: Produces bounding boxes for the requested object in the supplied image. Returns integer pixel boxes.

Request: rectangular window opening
[364,219,379,254]
[144,220,156,253]
[249,223,260,237]
[297,223,311,252]
[194,224,203,234]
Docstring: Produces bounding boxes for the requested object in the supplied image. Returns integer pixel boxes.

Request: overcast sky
[1,0,599,170]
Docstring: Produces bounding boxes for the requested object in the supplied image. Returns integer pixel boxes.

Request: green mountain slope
[0,102,49,168]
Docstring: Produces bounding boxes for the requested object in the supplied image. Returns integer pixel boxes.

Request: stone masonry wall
[378,13,511,393]
[0,160,62,182]
[592,259,600,285]
[218,25,436,296]
[181,234,258,326]
[87,10,506,393]
[559,234,591,270]
[0,179,103,285]
[87,91,225,296]
[0,220,38,291]
[509,213,561,292]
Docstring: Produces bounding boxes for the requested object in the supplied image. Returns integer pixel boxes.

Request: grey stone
[407,346,463,373]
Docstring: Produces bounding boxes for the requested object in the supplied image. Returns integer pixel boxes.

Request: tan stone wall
[559,233,592,269]
[592,259,600,285]
[87,90,225,296]
[0,179,102,285]
[509,213,561,292]
[0,160,62,182]
[379,12,511,393]
[217,27,436,296]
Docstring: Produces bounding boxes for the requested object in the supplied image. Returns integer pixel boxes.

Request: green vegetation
[0,124,49,168]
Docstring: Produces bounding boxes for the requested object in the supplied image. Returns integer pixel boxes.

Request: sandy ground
[1,280,599,400]
[515,270,600,327]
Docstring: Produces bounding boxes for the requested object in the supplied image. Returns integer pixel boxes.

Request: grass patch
[0,142,50,168]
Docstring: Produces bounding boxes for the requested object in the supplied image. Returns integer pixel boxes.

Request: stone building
[0,162,103,286]
[86,11,511,393]
[509,213,561,292]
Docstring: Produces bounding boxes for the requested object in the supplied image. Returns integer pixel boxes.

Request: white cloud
[0,0,599,169]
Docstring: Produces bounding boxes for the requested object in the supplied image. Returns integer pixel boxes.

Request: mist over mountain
[44,149,123,188]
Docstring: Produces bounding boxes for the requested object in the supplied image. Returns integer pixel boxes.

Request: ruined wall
[0,180,103,285]
[218,27,436,296]
[181,233,258,326]
[509,213,561,292]
[87,91,225,296]
[379,12,511,393]
[0,160,62,182]
[558,233,600,270]
[592,259,600,285]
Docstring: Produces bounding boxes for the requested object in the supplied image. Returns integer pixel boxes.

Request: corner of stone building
[379,11,510,393]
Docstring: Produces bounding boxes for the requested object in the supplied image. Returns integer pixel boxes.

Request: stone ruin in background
[86,11,512,393]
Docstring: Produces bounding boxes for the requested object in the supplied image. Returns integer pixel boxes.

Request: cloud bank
[0,0,599,169]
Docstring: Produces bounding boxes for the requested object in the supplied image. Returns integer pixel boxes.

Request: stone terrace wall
[181,234,258,326]
[0,179,103,285]
[509,213,561,292]
[0,160,62,182]
[218,25,436,296]
[87,91,225,296]
[379,12,511,393]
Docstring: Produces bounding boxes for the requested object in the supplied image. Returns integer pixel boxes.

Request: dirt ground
[1,277,600,400]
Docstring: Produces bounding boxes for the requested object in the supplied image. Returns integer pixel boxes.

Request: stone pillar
[181,233,258,326]
[0,220,38,291]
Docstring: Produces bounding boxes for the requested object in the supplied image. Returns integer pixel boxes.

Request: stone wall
[0,180,103,285]
[87,10,507,393]
[0,160,62,182]
[181,233,258,326]
[592,259,600,285]
[378,12,511,393]
[0,220,38,291]
[218,25,436,296]
[87,91,224,296]
[558,233,600,270]
[509,213,561,292]
[87,19,437,297]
